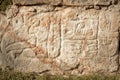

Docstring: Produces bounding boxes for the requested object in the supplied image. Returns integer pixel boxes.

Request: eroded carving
[0,2,120,74]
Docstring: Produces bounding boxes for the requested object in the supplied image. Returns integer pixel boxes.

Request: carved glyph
[0,0,120,74]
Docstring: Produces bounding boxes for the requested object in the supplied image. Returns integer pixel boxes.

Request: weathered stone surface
[13,0,116,6]
[63,0,114,6]
[13,0,62,5]
[0,0,120,75]
[0,53,2,67]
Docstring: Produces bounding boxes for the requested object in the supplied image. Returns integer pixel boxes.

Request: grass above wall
[0,0,12,11]
[0,69,120,80]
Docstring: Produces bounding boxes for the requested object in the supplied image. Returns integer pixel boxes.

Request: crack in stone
[97,15,99,57]
[46,6,51,58]
[59,11,62,58]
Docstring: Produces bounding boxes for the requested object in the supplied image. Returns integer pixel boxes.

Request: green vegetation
[0,69,120,80]
[0,0,12,11]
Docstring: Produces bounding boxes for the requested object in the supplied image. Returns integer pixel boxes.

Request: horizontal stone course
[13,0,116,6]
[0,0,120,75]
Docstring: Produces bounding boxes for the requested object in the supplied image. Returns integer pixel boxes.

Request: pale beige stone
[13,0,116,6]
[13,0,62,5]
[0,53,2,67]
[0,0,120,74]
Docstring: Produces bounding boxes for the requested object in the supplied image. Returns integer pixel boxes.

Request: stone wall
[0,0,120,75]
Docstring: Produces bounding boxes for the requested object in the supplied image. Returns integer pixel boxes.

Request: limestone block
[0,3,120,74]
[63,0,114,6]
[13,0,116,6]
[13,0,62,5]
